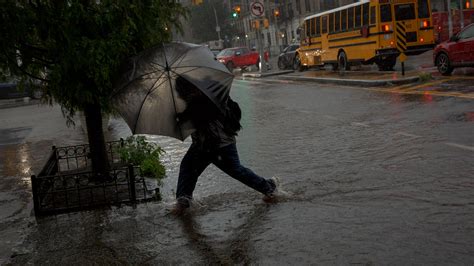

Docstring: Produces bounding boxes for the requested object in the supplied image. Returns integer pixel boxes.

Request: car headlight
[218,59,225,63]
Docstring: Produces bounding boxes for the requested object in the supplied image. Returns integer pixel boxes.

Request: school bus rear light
[420,37,424,42]
[421,20,430,28]
[383,25,390,32]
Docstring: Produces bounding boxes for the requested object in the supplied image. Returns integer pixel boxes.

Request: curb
[241,68,421,87]
[279,75,420,87]
[0,97,40,109]
[242,70,294,78]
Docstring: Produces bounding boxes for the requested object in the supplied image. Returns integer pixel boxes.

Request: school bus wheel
[338,51,350,71]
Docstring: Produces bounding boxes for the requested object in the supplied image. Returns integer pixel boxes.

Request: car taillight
[382,24,390,32]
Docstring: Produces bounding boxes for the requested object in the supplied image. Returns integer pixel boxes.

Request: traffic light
[274,9,280,18]
[263,19,269,29]
[252,20,260,30]
[232,6,241,18]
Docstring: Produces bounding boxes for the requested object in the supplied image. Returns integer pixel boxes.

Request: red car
[434,23,474,75]
[216,47,260,72]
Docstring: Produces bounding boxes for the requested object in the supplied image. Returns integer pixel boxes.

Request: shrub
[117,136,166,184]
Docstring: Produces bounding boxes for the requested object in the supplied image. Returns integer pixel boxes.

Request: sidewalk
[241,51,445,87]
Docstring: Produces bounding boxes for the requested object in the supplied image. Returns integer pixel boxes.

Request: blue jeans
[176,143,274,199]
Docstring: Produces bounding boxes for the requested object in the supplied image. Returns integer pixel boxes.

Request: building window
[305,0,311,12]
[288,3,293,18]
[296,0,301,15]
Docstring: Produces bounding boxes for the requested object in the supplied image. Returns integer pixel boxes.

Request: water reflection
[2,143,32,186]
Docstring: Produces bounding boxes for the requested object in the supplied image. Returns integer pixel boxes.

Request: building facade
[227,0,357,55]
[177,0,473,54]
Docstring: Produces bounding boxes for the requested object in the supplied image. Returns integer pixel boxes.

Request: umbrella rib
[133,72,169,133]
[171,65,233,76]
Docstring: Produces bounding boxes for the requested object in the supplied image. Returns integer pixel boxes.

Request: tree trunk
[84,103,110,178]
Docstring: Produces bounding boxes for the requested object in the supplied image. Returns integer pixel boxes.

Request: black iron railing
[31,140,160,216]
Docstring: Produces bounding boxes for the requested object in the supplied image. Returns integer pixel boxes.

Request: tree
[188,0,237,43]
[0,1,187,177]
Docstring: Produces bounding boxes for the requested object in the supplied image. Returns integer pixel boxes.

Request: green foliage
[0,0,188,121]
[117,136,166,183]
[418,72,433,82]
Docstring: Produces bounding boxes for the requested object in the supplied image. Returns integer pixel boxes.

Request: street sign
[399,53,407,62]
[250,1,264,17]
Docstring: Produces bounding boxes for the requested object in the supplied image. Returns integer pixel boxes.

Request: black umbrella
[113,42,234,140]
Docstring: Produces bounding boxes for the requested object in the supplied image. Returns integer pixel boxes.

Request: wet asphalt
[1,78,473,265]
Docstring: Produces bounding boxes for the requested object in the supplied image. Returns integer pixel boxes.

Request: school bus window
[341,9,347,31]
[316,16,321,35]
[395,4,415,21]
[418,0,430,18]
[329,13,334,33]
[363,3,369,26]
[310,18,316,36]
[348,7,354,29]
[370,6,376,25]
[322,15,328,34]
[380,4,392,22]
[355,5,362,28]
[335,11,341,32]
[305,20,311,36]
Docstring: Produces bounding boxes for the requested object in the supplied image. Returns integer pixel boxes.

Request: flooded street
[2,78,474,264]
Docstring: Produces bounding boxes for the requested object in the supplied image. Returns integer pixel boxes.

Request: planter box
[31,140,160,216]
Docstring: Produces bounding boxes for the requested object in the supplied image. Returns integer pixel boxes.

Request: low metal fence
[31,140,160,216]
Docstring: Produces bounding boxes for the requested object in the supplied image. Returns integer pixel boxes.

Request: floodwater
[2,79,474,264]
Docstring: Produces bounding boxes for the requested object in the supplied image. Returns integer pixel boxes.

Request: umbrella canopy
[113,42,234,140]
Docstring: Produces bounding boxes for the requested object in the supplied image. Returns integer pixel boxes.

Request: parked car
[277,44,300,70]
[216,47,260,72]
[434,23,474,75]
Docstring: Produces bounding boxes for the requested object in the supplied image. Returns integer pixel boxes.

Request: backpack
[224,97,242,135]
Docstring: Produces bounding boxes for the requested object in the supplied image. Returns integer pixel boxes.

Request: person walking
[172,77,280,214]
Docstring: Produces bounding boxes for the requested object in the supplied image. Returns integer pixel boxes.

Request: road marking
[350,122,370,127]
[444,142,474,152]
[364,87,474,99]
[395,132,421,138]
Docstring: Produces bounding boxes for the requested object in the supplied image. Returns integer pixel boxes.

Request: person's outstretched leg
[176,144,211,202]
[212,143,274,195]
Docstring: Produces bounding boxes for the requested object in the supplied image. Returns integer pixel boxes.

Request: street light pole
[447,0,453,37]
[213,6,221,41]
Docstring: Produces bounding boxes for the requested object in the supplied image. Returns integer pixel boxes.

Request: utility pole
[459,0,464,28]
[213,6,222,41]
[447,0,453,37]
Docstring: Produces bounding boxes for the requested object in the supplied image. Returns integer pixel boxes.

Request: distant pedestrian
[171,77,282,215]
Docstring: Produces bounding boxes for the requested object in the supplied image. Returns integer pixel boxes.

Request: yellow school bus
[296,0,435,71]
